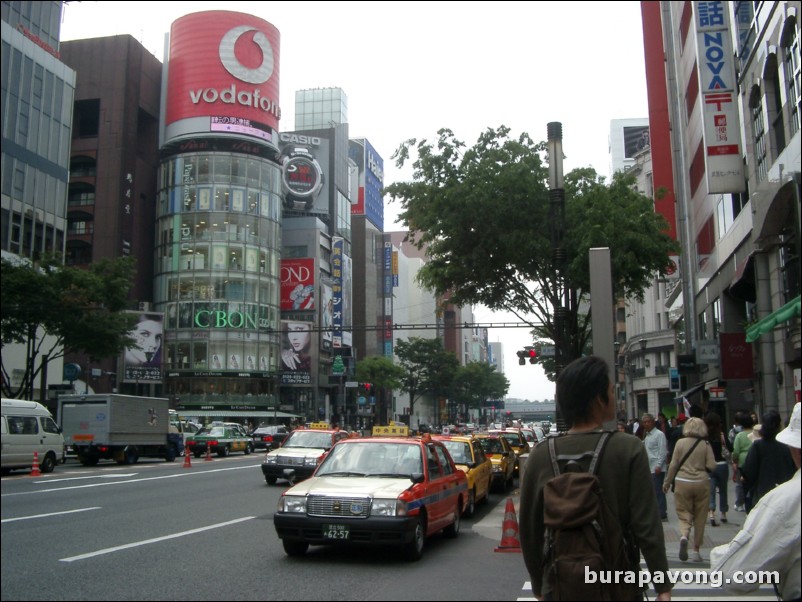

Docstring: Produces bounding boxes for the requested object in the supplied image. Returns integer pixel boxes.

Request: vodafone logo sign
[219,25,274,84]
[165,11,281,137]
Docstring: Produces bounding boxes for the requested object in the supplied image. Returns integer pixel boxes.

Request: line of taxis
[269,423,530,561]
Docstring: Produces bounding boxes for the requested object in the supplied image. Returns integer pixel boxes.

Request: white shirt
[710,469,801,601]
[643,427,667,472]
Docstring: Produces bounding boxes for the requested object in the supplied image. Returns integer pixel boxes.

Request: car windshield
[201,427,226,437]
[442,441,471,464]
[284,430,332,449]
[478,438,504,454]
[316,442,423,477]
[501,433,522,446]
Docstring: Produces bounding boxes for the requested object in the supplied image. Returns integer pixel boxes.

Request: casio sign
[367,152,383,184]
[280,133,321,146]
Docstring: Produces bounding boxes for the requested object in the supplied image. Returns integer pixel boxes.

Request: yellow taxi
[261,422,352,485]
[490,429,531,475]
[432,434,493,517]
[473,432,515,491]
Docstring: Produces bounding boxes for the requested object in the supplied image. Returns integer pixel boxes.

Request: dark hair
[556,356,610,427]
[733,411,745,426]
[740,413,755,429]
[689,403,704,418]
[704,412,722,440]
[759,410,782,441]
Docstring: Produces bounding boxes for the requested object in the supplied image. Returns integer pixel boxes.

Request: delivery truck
[58,394,183,465]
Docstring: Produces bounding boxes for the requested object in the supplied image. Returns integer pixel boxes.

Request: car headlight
[264,454,277,464]
[371,498,407,517]
[303,455,320,467]
[491,464,502,473]
[279,495,307,513]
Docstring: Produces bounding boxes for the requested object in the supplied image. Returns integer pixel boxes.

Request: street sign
[345,381,358,388]
[332,356,345,375]
[539,345,556,357]
[63,363,81,382]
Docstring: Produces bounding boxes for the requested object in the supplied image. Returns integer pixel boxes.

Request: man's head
[641,413,656,432]
[555,356,613,427]
[776,403,801,468]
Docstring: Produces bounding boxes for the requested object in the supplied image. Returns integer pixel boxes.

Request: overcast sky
[60,1,650,402]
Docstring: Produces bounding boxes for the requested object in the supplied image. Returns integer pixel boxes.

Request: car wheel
[265,476,277,486]
[39,453,56,473]
[282,540,308,557]
[193,451,202,459]
[481,478,491,504]
[125,448,139,465]
[464,489,476,518]
[443,502,460,539]
[218,445,230,458]
[403,515,426,561]
[506,472,514,489]
[245,443,253,455]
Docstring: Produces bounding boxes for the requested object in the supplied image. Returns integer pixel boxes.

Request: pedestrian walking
[732,413,756,512]
[740,410,796,509]
[663,417,716,562]
[711,403,801,601]
[519,356,672,601]
[704,412,732,526]
[642,413,669,521]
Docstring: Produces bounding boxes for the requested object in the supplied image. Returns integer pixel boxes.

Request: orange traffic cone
[495,497,522,553]
[205,443,213,461]
[183,445,192,468]
[30,451,41,477]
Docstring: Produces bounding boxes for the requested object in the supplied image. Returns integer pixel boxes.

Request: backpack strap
[548,431,613,476]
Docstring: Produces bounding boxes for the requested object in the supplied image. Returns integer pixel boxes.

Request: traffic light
[528,348,538,364]
[362,383,372,395]
[517,350,526,365]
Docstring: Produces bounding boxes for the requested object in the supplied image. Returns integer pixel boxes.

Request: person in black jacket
[741,410,796,509]
[705,412,733,526]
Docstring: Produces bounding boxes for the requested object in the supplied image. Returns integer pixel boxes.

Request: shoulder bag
[670,438,702,492]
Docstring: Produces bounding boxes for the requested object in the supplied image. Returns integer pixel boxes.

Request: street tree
[1,255,138,399]
[386,126,679,378]
[355,356,404,424]
[395,337,459,421]
[452,361,509,417]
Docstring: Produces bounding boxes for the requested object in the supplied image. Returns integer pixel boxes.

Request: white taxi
[261,424,351,485]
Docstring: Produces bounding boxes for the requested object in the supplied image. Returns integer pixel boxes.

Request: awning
[674,382,704,403]
[729,253,756,303]
[746,295,801,342]
[175,410,302,419]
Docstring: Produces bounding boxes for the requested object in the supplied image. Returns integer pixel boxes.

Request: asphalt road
[1,455,528,601]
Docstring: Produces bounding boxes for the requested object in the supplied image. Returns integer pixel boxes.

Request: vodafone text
[584,566,779,589]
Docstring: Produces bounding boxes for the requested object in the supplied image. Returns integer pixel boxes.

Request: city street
[0,453,783,601]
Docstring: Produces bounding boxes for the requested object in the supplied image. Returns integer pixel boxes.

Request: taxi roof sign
[372,424,409,437]
[308,421,331,430]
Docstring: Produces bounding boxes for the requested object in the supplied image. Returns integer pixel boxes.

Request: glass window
[214,156,230,184]
[427,445,442,478]
[231,156,247,186]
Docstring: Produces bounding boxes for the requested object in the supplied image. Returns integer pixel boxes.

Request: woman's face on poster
[287,323,311,351]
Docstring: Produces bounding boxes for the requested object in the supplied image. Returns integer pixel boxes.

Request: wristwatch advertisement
[281,146,324,211]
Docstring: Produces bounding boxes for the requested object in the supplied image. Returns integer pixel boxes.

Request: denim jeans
[653,471,667,518]
[709,462,729,512]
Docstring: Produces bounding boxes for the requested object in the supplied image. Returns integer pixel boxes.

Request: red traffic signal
[362,383,372,393]
[528,348,538,364]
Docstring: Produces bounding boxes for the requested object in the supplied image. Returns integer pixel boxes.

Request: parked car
[273,434,467,561]
[432,434,492,517]
[186,425,253,457]
[251,425,289,450]
[473,433,516,492]
[490,429,531,475]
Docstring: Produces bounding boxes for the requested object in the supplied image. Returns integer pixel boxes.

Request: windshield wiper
[366,472,409,478]
[320,471,367,477]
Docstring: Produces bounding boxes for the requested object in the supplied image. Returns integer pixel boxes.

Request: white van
[1,399,65,474]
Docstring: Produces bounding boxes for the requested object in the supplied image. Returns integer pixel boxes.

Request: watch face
[282,154,323,199]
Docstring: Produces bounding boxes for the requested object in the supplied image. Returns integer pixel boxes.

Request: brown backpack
[543,432,641,601]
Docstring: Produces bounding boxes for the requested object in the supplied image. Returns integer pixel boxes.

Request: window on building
[749,85,768,183]
[73,99,99,138]
[712,298,721,338]
[782,19,800,135]
[766,54,786,153]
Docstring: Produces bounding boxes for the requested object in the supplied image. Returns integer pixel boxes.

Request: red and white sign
[165,11,281,145]
[280,258,316,311]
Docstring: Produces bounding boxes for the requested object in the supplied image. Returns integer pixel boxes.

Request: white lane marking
[1,507,102,523]
[34,474,138,483]
[2,464,257,497]
[59,516,255,562]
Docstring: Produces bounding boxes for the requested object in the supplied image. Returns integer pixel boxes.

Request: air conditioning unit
[138,302,151,312]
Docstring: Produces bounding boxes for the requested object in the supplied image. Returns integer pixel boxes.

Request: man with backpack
[519,356,672,600]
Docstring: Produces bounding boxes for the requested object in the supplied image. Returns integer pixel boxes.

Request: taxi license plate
[323,524,349,540]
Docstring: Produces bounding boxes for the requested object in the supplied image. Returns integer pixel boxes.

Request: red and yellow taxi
[431,434,493,517]
[261,422,351,485]
[273,433,468,561]
[473,432,516,491]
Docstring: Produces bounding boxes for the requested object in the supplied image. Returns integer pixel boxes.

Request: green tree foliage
[386,126,679,376]
[395,337,459,419]
[1,255,138,398]
[452,362,509,414]
[355,355,405,424]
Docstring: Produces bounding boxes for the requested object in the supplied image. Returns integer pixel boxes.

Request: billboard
[278,132,331,215]
[122,312,164,383]
[164,11,281,148]
[693,1,745,193]
[349,138,384,230]
[279,319,313,386]
[280,258,316,311]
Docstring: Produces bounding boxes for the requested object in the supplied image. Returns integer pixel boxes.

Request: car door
[472,440,491,500]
